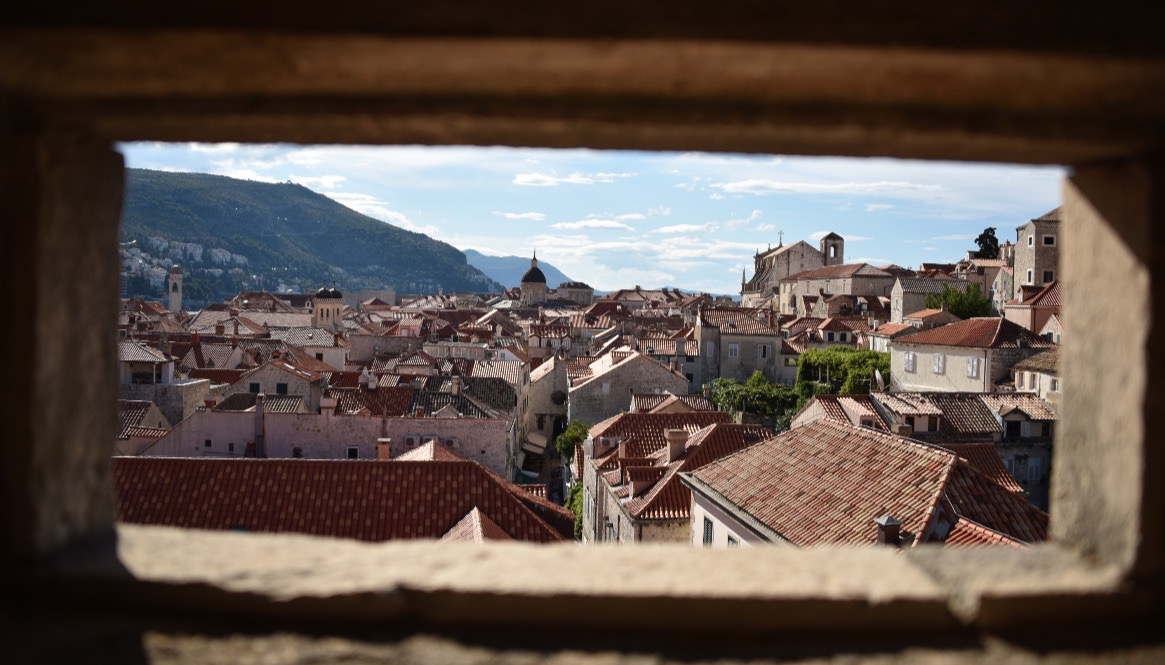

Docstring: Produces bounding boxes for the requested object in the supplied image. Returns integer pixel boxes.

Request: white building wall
[891,344,991,393]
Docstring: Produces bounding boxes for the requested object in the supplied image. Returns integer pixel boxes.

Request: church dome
[328,287,343,299]
[521,255,547,284]
[315,286,332,298]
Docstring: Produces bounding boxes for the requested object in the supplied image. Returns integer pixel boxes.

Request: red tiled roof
[943,518,1027,548]
[869,322,917,337]
[910,393,1003,441]
[943,461,1048,542]
[691,420,953,546]
[625,423,769,521]
[690,419,1048,546]
[588,411,733,459]
[895,317,1056,349]
[940,442,1024,494]
[1013,347,1059,374]
[113,457,568,543]
[440,507,514,543]
[631,392,715,413]
[328,386,415,417]
[699,308,781,336]
[117,400,154,438]
[979,393,1059,421]
[784,263,890,281]
[1024,280,1062,307]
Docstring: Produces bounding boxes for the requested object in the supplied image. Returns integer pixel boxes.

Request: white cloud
[724,210,764,229]
[215,169,278,183]
[493,211,546,221]
[552,220,636,231]
[865,203,894,212]
[648,206,672,217]
[713,179,944,196]
[513,172,596,187]
[755,223,775,232]
[654,222,719,234]
[513,170,636,187]
[290,175,346,190]
[325,192,441,235]
[809,231,873,242]
[709,193,725,200]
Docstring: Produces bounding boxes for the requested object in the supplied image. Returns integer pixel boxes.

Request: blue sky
[120,143,1066,295]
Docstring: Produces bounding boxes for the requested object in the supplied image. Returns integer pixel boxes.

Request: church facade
[741,233,844,308]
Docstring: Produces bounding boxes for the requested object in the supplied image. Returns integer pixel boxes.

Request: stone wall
[119,378,214,426]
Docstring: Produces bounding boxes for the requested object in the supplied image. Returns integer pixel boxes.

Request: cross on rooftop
[778,230,784,245]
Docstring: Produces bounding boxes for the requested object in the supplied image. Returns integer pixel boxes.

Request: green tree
[555,419,590,460]
[709,371,801,432]
[565,482,584,539]
[794,347,891,397]
[925,283,992,319]
[974,227,1000,259]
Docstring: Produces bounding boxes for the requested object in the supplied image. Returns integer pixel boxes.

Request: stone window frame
[4,16,1164,660]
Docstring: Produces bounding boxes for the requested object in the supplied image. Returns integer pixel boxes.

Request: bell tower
[819,232,844,267]
[167,265,183,312]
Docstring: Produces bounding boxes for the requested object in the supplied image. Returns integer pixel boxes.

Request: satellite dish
[874,368,886,392]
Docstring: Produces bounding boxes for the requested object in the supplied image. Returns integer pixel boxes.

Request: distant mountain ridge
[462,249,575,289]
[119,169,504,305]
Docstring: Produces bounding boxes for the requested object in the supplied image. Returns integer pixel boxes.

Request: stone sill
[27,525,1155,638]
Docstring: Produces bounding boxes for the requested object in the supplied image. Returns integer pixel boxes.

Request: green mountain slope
[119,169,503,305]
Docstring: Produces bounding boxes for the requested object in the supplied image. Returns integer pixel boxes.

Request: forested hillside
[120,169,503,306]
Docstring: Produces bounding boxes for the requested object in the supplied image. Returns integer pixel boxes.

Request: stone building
[740,233,843,308]
[1013,207,1061,292]
[890,317,1056,393]
[779,263,895,316]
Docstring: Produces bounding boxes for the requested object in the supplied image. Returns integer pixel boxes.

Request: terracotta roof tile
[1012,347,1059,374]
[327,386,415,417]
[625,424,769,521]
[785,263,891,281]
[940,442,1024,494]
[440,507,514,542]
[978,393,1059,421]
[690,420,953,546]
[119,339,169,363]
[588,412,733,459]
[943,518,1027,548]
[895,317,1056,349]
[117,400,154,438]
[113,457,569,543]
[943,461,1048,542]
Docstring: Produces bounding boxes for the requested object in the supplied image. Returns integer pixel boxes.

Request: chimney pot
[664,429,689,463]
[377,437,392,460]
[415,406,425,418]
[874,514,903,546]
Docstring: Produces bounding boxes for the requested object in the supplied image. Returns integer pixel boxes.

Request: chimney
[874,515,903,546]
[215,323,225,335]
[377,437,392,460]
[702,383,712,399]
[234,320,239,335]
[665,429,689,463]
[415,406,425,418]
[618,438,629,460]
[895,423,913,436]
[451,375,461,396]
[191,331,200,344]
